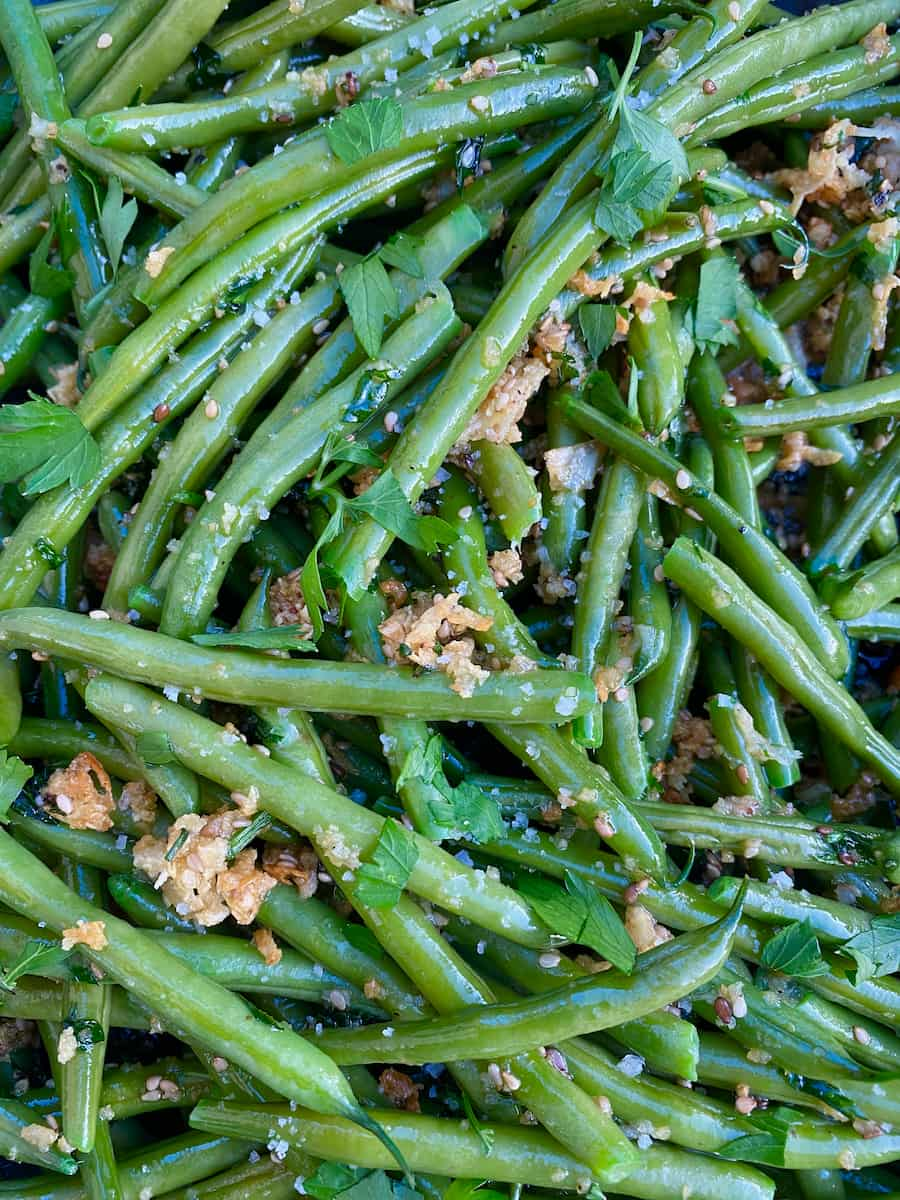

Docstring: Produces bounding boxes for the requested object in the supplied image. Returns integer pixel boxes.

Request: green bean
[845,604,900,641]
[7,806,133,873]
[0,1095,77,1175]
[440,469,546,664]
[731,644,801,790]
[53,863,110,1155]
[663,537,900,796]
[630,281,684,435]
[311,894,744,1064]
[56,119,207,219]
[102,267,341,613]
[539,388,594,587]
[0,293,67,400]
[77,152,442,433]
[467,441,542,545]
[123,71,596,308]
[0,1132,258,1200]
[0,607,593,725]
[784,1125,900,1171]
[79,1120,121,1200]
[563,393,849,678]
[326,4,409,46]
[825,232,899,391]
[190,1099,776,1200]
[695,1031,840,1113]
[687,34,900,144]
[808,436,900,577]
[446,917,700,1081]
[792,86,900,128]
[824,547,900,620]
[84,673,551,946]
[0,828,372,1123]
[719,374,900,439]
[206,0,364,71]
[571,456,642,746]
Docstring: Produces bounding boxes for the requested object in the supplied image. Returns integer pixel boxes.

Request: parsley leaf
[29,219,75,299]
[0,751,32,821]
[340,255,399,357]
[190,626,316,651]
[1,939,70,991]
[760,919,828,978]
[379,232,425,278]
[838,915,900,984]
[135,731,176,766]
[519,869,635,973]
[349,469,454,552]
[0,396,101,495]
[614,105,689,193]
[578,304,617,361]
[355,821,419,908]
[594,149,674,245]
[300,503,346,639]
[100,177,138,277]
[325,97,403,166]
[305,1164,369,1200]
[398,734,504,844]
[716,1132,786,1167]
[686,256,741,353]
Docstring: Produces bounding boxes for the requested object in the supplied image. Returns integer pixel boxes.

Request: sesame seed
[583,65,599,87]
[701,79,717,95]
[675,469,691,490]
[728,0,741,17]
[153,403,170,423]
[96,32,112,48]
[88,609,111,620]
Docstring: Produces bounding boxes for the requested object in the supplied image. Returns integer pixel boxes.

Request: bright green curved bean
[663,537,900,797]
[563,393,849,678]
[84,673,552,947]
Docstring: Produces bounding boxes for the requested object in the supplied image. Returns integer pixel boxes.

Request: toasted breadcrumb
[379,592,493,669]
[867,216,898,252]
[624,281,675,324]
[268,568,315,636]
[460,56,498,83]
[118,780,158,830]
[134,810,276,927]
[457,353,548,447]
[62,920,107,951]
[314,824,361,870]
[252,927,282,966]
[659,712,717,799]
[144,246,175,278]
[626,904,674,953]
[774,121,871,215]
[489,548,523,588]
[57,1027,78,1065]
[379,1067,422,1112]
[46,362,80,408]
[832,771,879,820]
[544,442,603,493]
[23,1122,62,1150]
[217,849,277,925]
[861,22,891,63]
[437,638,490,697]
[262,843,319,898]
[44,753,114,832]
[567,270,623,299]
[776,431,843,472]
[871,273,900,350]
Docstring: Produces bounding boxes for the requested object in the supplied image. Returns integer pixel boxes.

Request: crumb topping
[61,920,107,951]
[44,753,114,832]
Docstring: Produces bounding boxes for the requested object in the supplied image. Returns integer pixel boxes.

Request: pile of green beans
[0,0,899,1196]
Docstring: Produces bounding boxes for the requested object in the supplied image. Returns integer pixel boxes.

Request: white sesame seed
[96,32,112,48]
[204,396,219,419]
[583,65,599,87]
[675,469,691,490]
